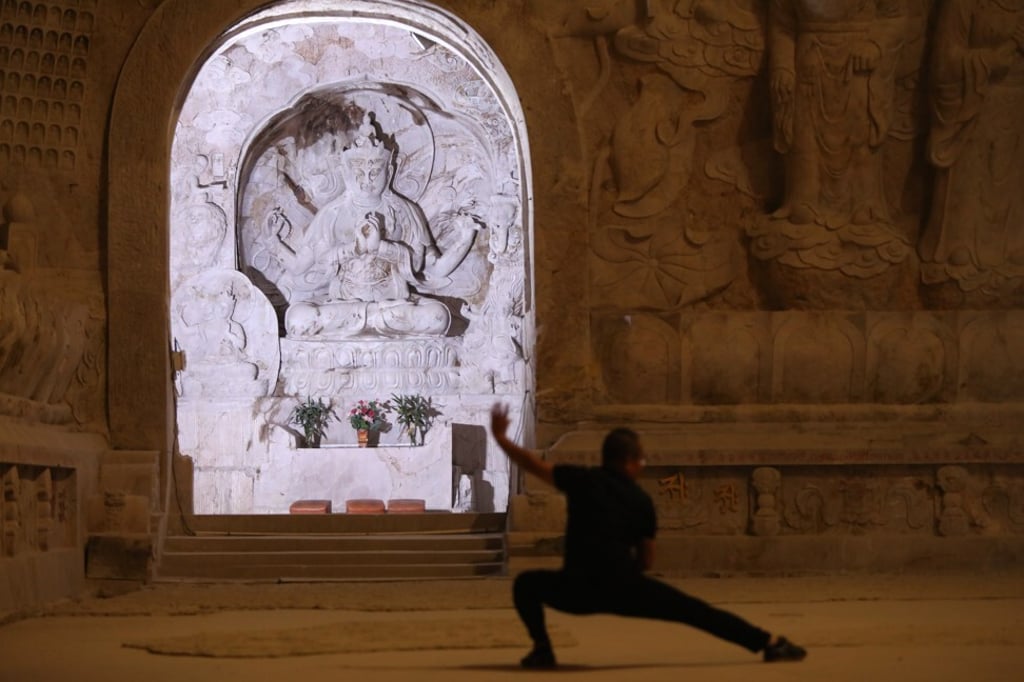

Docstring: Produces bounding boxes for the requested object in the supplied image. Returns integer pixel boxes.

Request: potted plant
[348,399,391,447]
[390,393,438,446]
[289,396,337,448]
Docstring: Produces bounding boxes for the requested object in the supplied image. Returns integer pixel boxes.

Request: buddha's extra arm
[423,212,482,280]
[282,204,342,282]
[275,141,317,215]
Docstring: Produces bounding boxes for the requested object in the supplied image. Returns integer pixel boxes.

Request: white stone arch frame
[108,0,534,514]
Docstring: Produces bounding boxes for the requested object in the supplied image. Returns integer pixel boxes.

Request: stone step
[182,512,506,535]
[155,560,506,581]
[163,533,504,553]
[155,538,507,580]
[159,548,504,572]
[155,513,508,581]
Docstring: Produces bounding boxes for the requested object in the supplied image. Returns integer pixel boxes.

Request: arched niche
[108,0,533,515]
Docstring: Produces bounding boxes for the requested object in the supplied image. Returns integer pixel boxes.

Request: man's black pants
[513,569,771,654]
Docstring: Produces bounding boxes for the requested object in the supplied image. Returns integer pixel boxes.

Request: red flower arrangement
[348,399,391,431]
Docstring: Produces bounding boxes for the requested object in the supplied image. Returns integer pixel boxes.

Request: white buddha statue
[284,115,480,339]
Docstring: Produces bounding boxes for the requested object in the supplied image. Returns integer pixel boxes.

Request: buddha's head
[340,115,394,201]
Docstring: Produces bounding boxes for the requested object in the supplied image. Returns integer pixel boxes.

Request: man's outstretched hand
[490,403,511,441]
[489,402,554,486]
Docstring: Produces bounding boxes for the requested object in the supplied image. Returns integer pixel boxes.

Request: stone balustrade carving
[751,467,781,536]
[591,309,1024,406]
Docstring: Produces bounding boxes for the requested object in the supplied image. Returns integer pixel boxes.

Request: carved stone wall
[0,0,1011,585]
[112,1,1024,500]
[504,0,1024,425]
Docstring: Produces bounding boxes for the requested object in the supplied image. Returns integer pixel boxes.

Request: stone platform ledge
[546,419,1024,467]
[0,417,108,466]
[585,401,1024,424]
[507,534,1024,575]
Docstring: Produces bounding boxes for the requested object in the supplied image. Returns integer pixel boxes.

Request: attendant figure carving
[178,276,265,398]
[0,195,90,415]
[919,0,1024,298]
[750,0,912,278]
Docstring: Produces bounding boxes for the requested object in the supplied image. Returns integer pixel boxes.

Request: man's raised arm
[490,403,554,487]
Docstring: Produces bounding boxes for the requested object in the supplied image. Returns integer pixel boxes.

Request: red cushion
[345,498,386,514]
[289,499,332,514]
[387,498,426,513]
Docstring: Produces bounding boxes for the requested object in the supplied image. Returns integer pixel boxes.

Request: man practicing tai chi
[490,403,807,668]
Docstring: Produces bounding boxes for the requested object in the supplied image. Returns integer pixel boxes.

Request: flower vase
[357,429,368,448]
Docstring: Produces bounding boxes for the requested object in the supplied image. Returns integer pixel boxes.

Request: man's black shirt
[553,464,657,578]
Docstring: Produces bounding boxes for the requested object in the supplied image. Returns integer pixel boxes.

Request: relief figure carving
[535,1,761,308]
[174,271,278,400]
[608,0,767,216]
[919,0,1024,301]
[749,0,912,278]
[0,268,90,419]
[461,216,528,395]
[981,479,1024,530]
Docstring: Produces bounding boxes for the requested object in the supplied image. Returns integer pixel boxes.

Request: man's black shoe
[520,646,557,669]
[763,636,807,662]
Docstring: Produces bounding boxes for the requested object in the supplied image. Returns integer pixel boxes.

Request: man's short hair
[602,427,640,469]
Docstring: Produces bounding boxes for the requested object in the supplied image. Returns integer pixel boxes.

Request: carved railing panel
[0,462,75,557]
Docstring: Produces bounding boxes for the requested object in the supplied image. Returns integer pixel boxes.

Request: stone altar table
[251,429,453,514]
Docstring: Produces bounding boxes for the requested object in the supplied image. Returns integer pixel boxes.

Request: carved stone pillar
[3,465,20,556]
[751,466,782,536]
[936,465,970,537]
[36,467,52,551]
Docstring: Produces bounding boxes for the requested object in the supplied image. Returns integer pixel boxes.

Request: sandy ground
[2,571,1023,682]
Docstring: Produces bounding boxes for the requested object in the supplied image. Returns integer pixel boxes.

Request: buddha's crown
[342,114,393,162]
